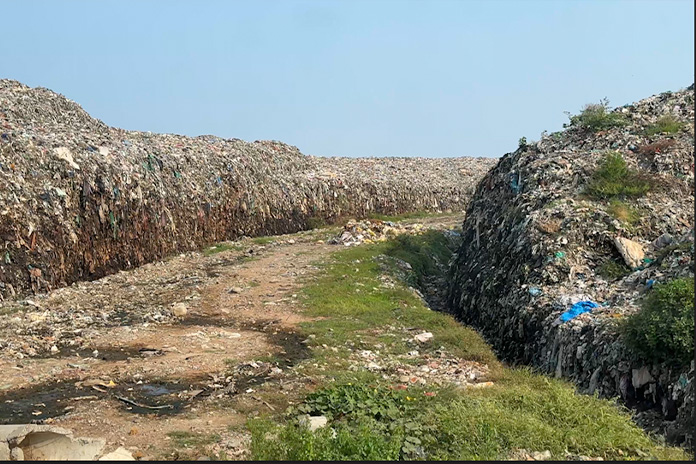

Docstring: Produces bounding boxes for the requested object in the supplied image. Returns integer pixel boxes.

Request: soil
[0,215,462,460]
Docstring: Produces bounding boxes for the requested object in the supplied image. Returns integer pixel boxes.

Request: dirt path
[0,215,463,460]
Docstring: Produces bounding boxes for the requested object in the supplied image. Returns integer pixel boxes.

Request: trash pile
[328,219,425,246]
[447,85,694,446]
[0,79,497,300]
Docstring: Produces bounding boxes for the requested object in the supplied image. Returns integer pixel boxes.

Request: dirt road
[0,215,462,460]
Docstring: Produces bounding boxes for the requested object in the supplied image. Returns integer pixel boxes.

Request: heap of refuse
[447,85,694,446]
[0,79,496,299]
[328,219,425,246]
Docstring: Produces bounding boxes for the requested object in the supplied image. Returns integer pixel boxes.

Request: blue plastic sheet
[560,300,599,322]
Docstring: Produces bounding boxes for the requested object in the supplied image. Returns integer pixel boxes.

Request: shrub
[565,99,627,132]
[643,115,683,136]
[606,199,641,225]
[585,152,651,199]
[597,259,631,280]
[622,277,695,366]
[518,137,528,149]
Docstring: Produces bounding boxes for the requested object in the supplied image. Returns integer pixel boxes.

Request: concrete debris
[98,446,135,460]
[613,237,645,269]
[0,79,495,300]
[0,424,117,460]
[299,415,328,432]
[171,302,188,317]
[447,84,694,447]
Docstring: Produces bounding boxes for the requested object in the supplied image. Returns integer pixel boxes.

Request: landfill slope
[0,79,496,299]
[447,86,695,446]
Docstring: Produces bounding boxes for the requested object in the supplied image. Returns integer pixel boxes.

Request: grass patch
[644,115,684,136]
[382,230,456,286]
[606,199,642,226]
[252,236,276,245]
[622,277,694,367]
[366,211,444,222]
[565,99,628,132]
[246,235,689,460]
[167,430,220,449]
[585,152,651,199]
[597,259,631,280]
[249,369,687,460]
[203,242,244,256]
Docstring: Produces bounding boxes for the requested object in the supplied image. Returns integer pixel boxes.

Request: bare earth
[0,215,462,460]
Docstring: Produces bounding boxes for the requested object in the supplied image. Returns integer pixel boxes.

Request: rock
[0,442,10,461]
[531,450,552,460]
[228,287,244,294]
[99,446,135,460]
[413,332,433,343]
[632,366,655,389]
[171,303,188,317]
[613,237,645,269]
[299,415,328,432]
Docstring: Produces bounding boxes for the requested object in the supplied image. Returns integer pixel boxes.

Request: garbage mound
[0,79,496,299]
[447,85,695,446]
[328,218,425,246]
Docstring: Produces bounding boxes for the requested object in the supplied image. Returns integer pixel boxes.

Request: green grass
[622,277,695,367]
[252,236,276,245]
[366,211,447,222]
[246,234,689,461]
[203,242,244,256]
[566,100,628,132]
[597,259,631,280]
[644,115,684,136]
[606,199,642,226]
[167,431,220,448]
[585,152,651,200]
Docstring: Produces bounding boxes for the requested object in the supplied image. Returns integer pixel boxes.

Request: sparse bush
[518,137,528,149]
[565,99,627,132]
[643,115,683,136]
[622,277,694,366]
[597,259,631,280]
[607,199,641,225]
[585,152,651,199]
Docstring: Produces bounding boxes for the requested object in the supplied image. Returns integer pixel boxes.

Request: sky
[1,0,694,158]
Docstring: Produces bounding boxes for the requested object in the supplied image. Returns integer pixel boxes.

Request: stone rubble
[448,85,694,447]
[0,79,496,300]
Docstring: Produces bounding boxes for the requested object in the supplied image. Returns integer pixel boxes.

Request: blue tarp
[560,300,599,322]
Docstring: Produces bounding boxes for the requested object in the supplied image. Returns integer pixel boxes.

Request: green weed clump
[585,152,651,199]
[622,277,695,366]
[383,230,456,285]
[597,259,631,280]
[644,115,683,136]
[249,370,688,460]
[566,99,627,132]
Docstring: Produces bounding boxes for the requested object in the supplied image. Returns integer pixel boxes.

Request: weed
[585,152,651,199]
[622,277,694,366]
[565,99,627,132]
[203,242,243,256]
[606,199,641,225]
[252,236,275,245]
[644,115,683,136]
[597,259,631,280]
[167,430,220,448]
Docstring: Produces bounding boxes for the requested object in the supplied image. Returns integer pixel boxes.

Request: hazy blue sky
[2,0,693,158]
